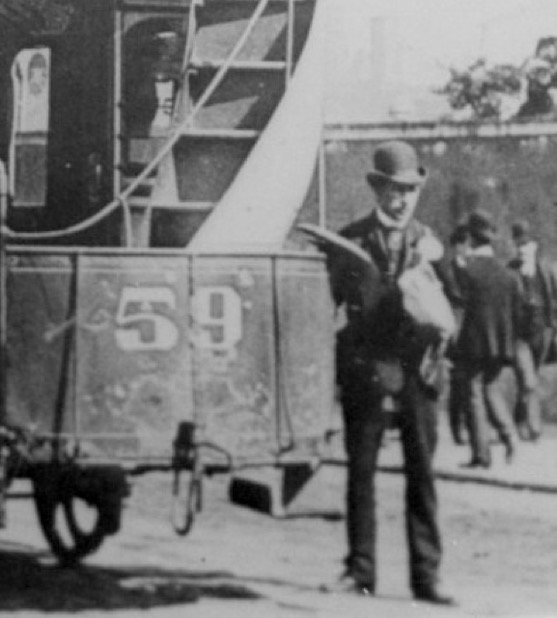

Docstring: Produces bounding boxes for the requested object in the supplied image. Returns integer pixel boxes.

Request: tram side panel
[274,256,335,457]
[5,251,335,465]
[6,253,77,434]
[190,254,335,464]
[75,254,193,459]
[190,255,278,464]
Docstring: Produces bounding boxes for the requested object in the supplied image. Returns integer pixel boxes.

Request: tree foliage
[437,37,557,120]
[437,59,523,119]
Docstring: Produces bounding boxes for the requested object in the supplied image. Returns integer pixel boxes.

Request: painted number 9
[192,286,242,351]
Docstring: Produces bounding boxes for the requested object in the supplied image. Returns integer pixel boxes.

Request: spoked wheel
[34,491,107,565]
[32,464,128,565]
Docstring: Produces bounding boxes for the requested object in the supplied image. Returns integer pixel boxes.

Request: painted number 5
[115,286,179,351]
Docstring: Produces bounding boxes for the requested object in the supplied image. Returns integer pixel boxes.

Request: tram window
[123,19,186,137]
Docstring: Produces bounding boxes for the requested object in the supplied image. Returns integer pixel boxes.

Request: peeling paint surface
[6,251,335,465]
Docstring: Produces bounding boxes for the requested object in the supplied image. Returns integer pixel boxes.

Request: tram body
[6,248,333,464]
[0,0,335,562]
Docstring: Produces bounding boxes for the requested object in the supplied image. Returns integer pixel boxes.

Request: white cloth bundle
[398,261,457,340]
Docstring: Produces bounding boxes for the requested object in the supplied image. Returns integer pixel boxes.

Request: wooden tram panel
[5,248,335,467]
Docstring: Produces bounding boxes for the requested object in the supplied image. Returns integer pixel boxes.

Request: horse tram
[0,0,335,564]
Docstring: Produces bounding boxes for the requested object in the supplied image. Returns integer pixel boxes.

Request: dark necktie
[385,230,404,278]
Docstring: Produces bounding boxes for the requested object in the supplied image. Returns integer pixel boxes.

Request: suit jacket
[508,257,557,329]
[508,257,557,364]
[332,211,441,385]
[457,254,523,364]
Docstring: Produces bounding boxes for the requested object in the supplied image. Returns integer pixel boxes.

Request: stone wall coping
[324,121,557,142]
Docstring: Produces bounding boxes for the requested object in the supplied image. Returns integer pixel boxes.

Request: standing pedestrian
[326,141,454,605]
[445,223,471,445]
[509,220,557,441]
[457,210,522,468]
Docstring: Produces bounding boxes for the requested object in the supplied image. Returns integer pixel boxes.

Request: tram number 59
[114,286,179,352]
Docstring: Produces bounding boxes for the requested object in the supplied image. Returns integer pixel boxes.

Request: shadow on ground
[0,540,264,612]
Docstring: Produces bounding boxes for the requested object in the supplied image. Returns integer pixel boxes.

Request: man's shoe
[413,586,456,606]
[321,574,374,596]
[516,423,531,441]
[461,456,491,469]
[503,438,515,464]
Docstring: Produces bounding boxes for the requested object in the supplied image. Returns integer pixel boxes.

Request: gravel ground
[1,461,557,618]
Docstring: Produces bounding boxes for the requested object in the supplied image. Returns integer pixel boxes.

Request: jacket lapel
[361,215,390,274]
[401,220,422,273]
[357,214,425,278]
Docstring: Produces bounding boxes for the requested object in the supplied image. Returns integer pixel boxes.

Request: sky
[322,0,557,122]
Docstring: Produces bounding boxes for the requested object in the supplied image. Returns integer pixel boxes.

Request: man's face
[374,179,421,229]
[515,240,538,264]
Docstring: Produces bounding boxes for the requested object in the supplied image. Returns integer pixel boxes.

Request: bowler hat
[366,141,427,187]
[467,209,496,243]
[511,220,534,245]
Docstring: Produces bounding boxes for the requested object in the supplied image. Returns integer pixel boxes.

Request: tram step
[229,463,318,518]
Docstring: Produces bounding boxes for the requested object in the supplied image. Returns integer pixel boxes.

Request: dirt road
[1,462,557,618]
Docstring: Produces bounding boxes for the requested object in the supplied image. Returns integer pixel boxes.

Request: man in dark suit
[445,223,470,445]
[509,220,557,441]
[327,141,453,605]
[456,210,522,467]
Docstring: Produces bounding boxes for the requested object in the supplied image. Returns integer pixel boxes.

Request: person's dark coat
[508,257,557,364]
[457,254,524,363]
[331,211,441,387]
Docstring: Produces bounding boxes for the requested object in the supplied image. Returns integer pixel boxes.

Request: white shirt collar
[375,206,412,231]
[517,242,538,278]
[468,245,494,257]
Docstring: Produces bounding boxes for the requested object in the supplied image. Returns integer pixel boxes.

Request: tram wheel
[34,492,107,565]
[32,465,128,565]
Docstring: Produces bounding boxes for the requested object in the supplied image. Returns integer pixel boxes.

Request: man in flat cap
[456,210,521,467]
[509,220,557,441]
[327,140,454,605]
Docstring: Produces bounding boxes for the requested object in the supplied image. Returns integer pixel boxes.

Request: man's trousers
[464,360,516,464]
[340,372,441,591]
[513,329,553,440]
